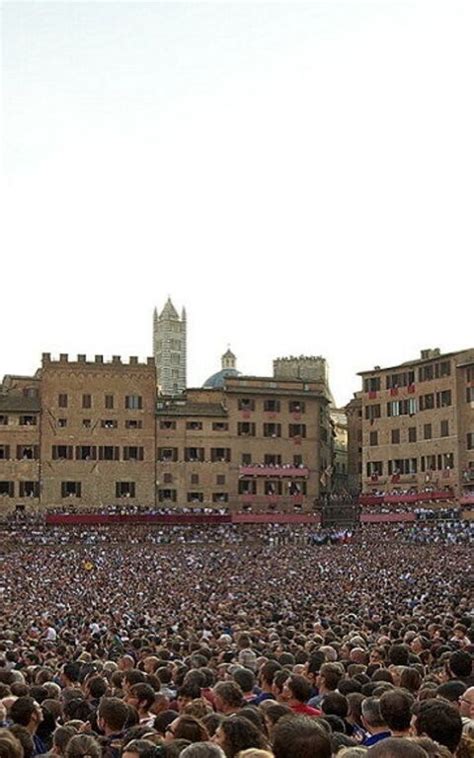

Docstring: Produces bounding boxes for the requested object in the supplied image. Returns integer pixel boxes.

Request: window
[467,433,474,451]
[158,489,177,502]
[264,454,282,465]
[263,423,281,438]
[105,394,114,409]
[0,415,8,425]
[158,447,178,462]
[391,429,400,444]
[241,453,252,465]
[82,394,92,409]
[58,418,67,428]
[58,394,68,408]
[0,481,14,497]
[19,415,36,426]
[52,445,73,460]
[363,377,381,392]
[16,445,38,460]
[101,419,118,429]
[212,492,228,503]
[216,474,226,485]
[163,473,173,484]
[82,419,91,429]
[443,452,454,469]
[238,480,257,494]
[408,427,417,443]
[184,447,204,462]
[366,461,383,476]
[211,448,231,462]
[0,445,10,460]
[289,481,307,495]
[293,455,303,466]
[421,455,436,472]
[186,421,203,430]
[388,458,417,475]
[237,422,256,437]
[123,446,144,461]
[436,390,452,408]
[289,424,306,438]
[238,398,255,411]
[289,401,305,413]
[365,404,381,420]
[419,394,435,411]
[424,424,432,440]
[386,371,415,389]
[160,420,176,430]
[369,431,378,446]
[76,446,97,461]
[440,420,449,438]
[212,422,229,431]
[116,481,136,498]
[264,400,280,412]
[387,401,400,418]
[467,387,474,403]
[125,395,142,410]
[187,492,204,503]
[61,481,81,498]
[190,474,199,485]
[98,446,119,461]
[19,481,39,498]
[125,419,143,429]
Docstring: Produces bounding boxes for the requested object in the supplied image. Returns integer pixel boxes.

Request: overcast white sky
[2,1,473,406]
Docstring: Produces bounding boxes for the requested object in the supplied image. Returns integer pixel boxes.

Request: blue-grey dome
[203,368,240,388]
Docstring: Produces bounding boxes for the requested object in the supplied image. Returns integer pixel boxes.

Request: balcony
[239,465,309,478]
[239,495,305,508]
[462,469,474,484]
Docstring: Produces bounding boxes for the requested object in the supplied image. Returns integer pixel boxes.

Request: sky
[2,0,473,407]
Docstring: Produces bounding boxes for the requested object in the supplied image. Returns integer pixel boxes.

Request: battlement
[41,353,155,368]
[273,355,328,383]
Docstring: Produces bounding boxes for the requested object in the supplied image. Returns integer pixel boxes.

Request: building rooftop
[358,348,474,376]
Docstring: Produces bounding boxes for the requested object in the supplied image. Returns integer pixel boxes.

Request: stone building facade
[357,348,474,498]
[345,393,363,493]
[153,298,186,395]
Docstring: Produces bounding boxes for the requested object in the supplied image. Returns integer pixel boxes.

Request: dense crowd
[1,521,473,758]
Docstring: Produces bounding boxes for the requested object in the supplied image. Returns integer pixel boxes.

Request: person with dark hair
[0,728,24,758]
[272,714,331,758]
[366,737,429,756]
[399,668,421,694]
[260,702,292,740]
[309,663,343,708]
[379,689,413,737]
[213,683,244,716]
[361,698,390,747]
[411,698,463,754]
[436,679,467,704]
[61,664,82,690]
[85,676,108,708]
[254,662,281,706]
[212,715,268,758]
[165,715,209,743]
[97,697,130,758]
[126,684,156,727]
[49,725,78,757]
[446,651,474,687]
[152,712,178,739]
[321,691,349,720]
[282,675,321,716]
[10,697,46,755]
[8,725,35,758]
[231,670,256,704]
[387,645,410,667]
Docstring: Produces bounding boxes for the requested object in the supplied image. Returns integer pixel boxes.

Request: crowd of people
[1,520,473,758]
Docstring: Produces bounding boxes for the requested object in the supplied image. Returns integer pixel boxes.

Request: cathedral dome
[203,348,241,388]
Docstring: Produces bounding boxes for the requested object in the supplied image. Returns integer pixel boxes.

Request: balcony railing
[239,495,305,507]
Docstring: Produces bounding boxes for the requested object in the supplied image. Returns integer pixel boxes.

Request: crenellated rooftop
[41,353,155,368]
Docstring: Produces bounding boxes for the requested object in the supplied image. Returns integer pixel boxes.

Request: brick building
[0,353,332,514]
[357,347,474,498]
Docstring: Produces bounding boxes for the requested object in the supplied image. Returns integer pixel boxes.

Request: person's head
[10,697,43,733]
[366,737,428,757]
[232,669,255,697]
[387,646,410,667]
[412,698,462,753]
[447,650,472,679]
[62,663,82,688]
[7,726,34,758]
[272,714,331,758]
[436,679,466,704]
[51,725,77,756]
[458,685,474,719]
[122,738,162,758]
[212,716,268,758]
[97,697,129,734]
[282,675,311,705]
[64,735,101,758]
[321,691,348,719]
[399,668,421,694]
[85,676,108,701]
[317,663,343,694]
[152,711,178,738]
[0,728,24,758]
[261,703,292,737]
[258,662,281,690]
[165,715,209,743]
[379,689,414,734]
[180,744,226,758]
[361,698,387,734]
[213,683,244,715]
[126,684,156,713]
